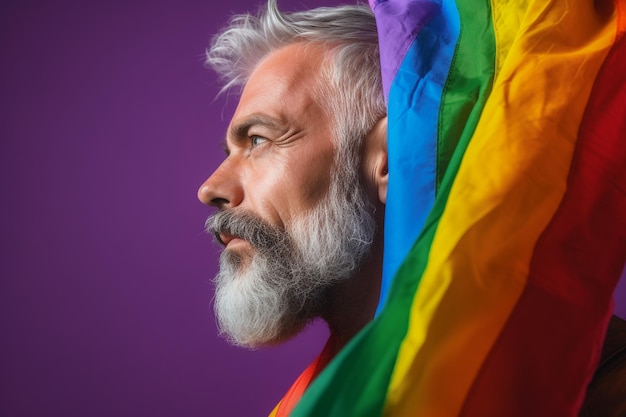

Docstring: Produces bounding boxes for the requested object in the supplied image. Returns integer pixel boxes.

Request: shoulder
[579,315,626,417]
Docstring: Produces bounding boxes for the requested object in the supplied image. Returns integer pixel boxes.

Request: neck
[321,230,383,357]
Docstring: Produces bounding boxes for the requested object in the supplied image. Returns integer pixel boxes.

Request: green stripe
[291,0,496,415]
[436,1,497,191]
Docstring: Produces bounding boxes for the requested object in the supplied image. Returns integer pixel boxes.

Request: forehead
[229,43,329,129]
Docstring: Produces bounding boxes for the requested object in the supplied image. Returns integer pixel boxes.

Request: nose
[197,159,243,209]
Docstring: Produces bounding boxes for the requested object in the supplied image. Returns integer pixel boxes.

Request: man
[198,1,626,416]
[197,2,387,355]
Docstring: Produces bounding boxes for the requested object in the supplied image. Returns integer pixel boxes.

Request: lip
[218,232,247,248]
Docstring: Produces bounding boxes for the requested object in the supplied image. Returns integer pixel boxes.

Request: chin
[222,318,310,350]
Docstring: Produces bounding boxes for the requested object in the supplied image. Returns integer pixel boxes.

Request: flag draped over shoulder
[276,0,626,415]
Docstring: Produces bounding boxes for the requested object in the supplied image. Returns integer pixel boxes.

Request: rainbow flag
[272,0,626,415]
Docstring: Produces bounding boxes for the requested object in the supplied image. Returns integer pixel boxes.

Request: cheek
[283,147,334,207]
[240,138,336,226]
[262,150,334,222]
[238,158,312,227]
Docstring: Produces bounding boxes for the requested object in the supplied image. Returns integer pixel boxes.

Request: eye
[250,135,267,147]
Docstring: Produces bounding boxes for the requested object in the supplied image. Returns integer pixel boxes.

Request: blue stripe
[377,0,460,314]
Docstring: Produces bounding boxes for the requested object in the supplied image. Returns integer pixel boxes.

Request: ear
[361,117,388,205]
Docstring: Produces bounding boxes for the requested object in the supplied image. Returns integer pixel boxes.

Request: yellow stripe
[385,1,617,415]
[268,401,280,417]
[491,0,528,77]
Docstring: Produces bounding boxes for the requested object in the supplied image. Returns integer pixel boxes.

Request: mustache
[205,210,287,251]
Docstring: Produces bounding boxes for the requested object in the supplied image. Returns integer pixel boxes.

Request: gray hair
[206,0,386,185]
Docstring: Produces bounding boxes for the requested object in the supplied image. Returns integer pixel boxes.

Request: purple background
[1,1,625,416]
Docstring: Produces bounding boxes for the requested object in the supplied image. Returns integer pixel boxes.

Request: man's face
[198,43,376,347]
[201,43,336,234]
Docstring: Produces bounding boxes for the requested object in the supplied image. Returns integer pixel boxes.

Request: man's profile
[197,0,626,416]
[198,3,386,354]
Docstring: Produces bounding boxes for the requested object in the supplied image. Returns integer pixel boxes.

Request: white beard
[208,179,376,348]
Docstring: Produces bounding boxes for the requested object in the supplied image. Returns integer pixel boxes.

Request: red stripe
[274,335,339,417]
[459,21,626,417]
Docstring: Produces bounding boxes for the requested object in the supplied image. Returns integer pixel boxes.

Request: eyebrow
[229,114,283,139]
[222,114,285,156]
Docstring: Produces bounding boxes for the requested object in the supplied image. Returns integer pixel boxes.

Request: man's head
[198,0,387,348]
